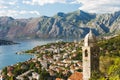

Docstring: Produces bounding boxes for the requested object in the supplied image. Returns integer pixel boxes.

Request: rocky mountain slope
[0,10,120,40]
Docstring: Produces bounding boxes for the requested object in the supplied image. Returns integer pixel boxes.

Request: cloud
[0,5,7,8]
[0,0,17,9]
[71,0,120,13]
[8,1,17,5]
[23,0,66,6]
[19,10,40,15]
[0,0,7,8]
[0,10,40,18]
[22,0,120,13]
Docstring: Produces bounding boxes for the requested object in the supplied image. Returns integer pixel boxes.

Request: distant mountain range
[0,10,120,40]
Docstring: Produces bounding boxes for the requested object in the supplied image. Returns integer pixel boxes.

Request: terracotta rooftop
[56,78,63,80]
[68,72,83,80]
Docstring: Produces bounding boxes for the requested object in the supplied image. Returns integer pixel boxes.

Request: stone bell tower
[82,30,99,80]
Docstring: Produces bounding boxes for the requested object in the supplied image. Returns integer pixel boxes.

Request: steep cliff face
[0,10,120,39]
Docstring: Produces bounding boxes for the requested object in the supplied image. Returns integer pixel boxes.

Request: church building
[82,30,100,80]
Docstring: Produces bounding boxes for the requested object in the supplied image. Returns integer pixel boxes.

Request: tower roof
[84,29,96,47]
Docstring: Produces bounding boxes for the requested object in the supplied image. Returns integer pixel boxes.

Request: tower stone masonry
[82,30,99,80]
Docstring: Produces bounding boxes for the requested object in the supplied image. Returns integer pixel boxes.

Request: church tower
[82,30,99,80]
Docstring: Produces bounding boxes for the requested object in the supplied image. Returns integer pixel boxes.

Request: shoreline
[0,40,51,70]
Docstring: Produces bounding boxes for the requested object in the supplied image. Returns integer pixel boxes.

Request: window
[85,50,88,57]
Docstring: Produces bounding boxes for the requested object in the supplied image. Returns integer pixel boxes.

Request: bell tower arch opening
[85,49,88,57]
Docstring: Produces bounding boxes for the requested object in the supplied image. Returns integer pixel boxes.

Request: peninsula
[0,39,17,45]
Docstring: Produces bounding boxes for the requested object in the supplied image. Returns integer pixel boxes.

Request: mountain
[0,10,120,40]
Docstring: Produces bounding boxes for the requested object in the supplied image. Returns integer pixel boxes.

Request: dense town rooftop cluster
[1,41,83,80]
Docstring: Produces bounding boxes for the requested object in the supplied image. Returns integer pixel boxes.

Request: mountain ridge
[0,10,120,40]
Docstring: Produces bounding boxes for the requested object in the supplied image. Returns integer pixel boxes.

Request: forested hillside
[91,35,120,80]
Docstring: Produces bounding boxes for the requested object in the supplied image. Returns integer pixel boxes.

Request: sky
[0,0,120,19]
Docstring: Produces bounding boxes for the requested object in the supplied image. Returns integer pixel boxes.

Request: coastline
[0,40,55,70]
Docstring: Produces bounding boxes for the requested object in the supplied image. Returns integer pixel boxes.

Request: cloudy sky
[0,0,120,19]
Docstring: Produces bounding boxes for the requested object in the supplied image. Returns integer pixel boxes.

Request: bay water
[0,40,54,69]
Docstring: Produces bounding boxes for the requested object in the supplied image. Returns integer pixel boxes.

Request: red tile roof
[56,78,63,80]
[68,72,83,80]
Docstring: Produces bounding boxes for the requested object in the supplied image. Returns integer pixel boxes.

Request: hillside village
[1,41,83,80]
[0,34,120,80]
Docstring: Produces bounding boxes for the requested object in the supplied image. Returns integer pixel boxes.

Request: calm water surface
[0,40,54,69]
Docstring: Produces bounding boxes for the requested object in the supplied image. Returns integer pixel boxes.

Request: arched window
[85,50,88,57]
